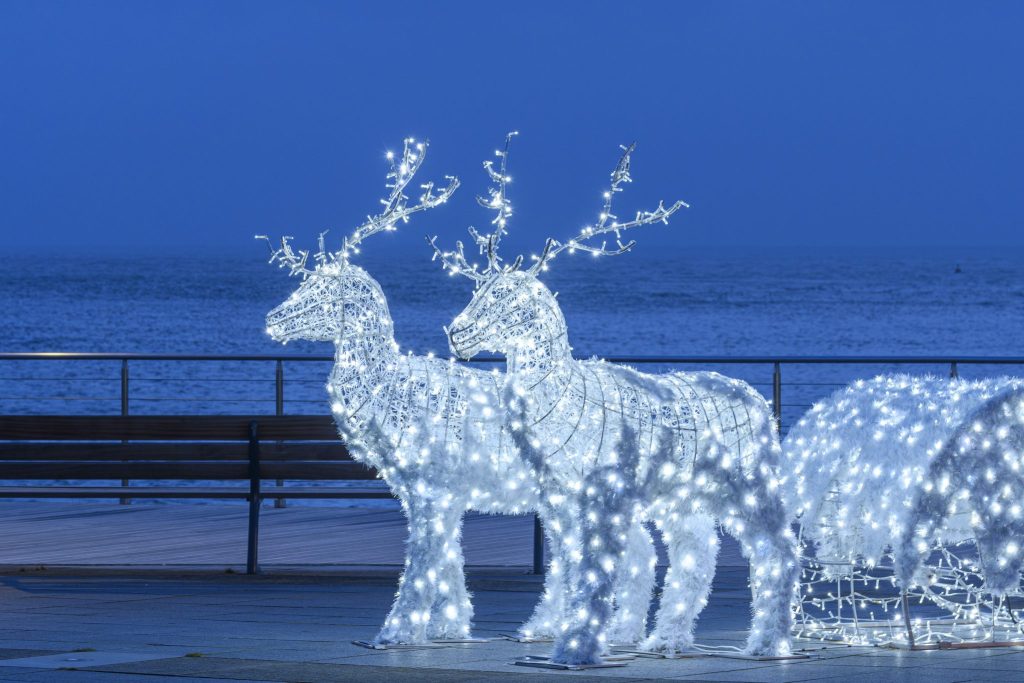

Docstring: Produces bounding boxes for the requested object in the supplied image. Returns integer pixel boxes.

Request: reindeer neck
[330,275,400,387]
[506,292,573,376]
[333,318,399,378]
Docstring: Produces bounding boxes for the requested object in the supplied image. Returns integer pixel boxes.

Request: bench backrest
[0,415,375,481]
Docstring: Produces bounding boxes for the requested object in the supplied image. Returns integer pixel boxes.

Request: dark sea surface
[2,248,1023,501]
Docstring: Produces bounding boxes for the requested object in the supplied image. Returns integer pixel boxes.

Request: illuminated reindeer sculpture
[434,139,798,665]
[784,375,1024,646]
[260,139,653,647]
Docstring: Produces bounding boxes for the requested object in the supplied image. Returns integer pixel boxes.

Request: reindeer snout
[265,305,290,342]
[446,317,476,359]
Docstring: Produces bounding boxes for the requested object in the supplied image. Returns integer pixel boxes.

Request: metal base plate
[888,640,1024,652]
[611,648,701,659]
[352,640,449,650]
[512,655,631,670]
[710,652,812,661]
[612,647,811,661]
[499,633,553,643]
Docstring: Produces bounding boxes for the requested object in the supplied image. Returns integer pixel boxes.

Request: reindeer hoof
[640,633,694,654]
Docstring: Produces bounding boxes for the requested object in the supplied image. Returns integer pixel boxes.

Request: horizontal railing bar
[130,378,277,383]
[0,415,339,440]
[0,397,120,402]
[0,377,118,382]
[3,352,1024,365]
[125,398,276,403]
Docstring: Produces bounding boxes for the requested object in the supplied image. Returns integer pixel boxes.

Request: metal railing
[4,352,1024,416]
[3,351,1024,502]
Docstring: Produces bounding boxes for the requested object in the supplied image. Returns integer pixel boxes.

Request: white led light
[784,375,1024,646]
[262,137,648,649]
[437,135,795,665]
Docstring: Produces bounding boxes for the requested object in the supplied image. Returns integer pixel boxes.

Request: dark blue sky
[1,1,1021,256]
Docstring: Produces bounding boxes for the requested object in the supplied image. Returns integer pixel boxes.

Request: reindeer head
[434,137,686,360]
[261,138,458,344]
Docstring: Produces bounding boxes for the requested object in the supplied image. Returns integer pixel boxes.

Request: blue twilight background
[1,1,1022,255]
[1,2,1022,432]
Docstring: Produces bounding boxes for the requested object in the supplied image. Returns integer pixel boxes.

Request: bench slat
[0,486,395,499]
[0,462,377,480]
[0,415,339,440]
[0,442,354,461]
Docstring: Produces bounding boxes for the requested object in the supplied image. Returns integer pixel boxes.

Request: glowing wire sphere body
[783,375,1024,645]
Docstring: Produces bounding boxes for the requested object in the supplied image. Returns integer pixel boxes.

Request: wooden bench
[0,415,391,574]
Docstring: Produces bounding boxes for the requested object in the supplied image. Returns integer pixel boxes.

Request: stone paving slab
[0,569,1021,680]
[83,657,660,682]
[0,650,192,670]
[0,501,749,572]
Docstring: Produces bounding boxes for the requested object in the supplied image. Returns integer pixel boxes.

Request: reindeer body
[782,375,1024,596]
[267,263,654,644]
[896,384,1024,596]
[434,137,795,664]
[448,273,798,664]
[261,138,654,646]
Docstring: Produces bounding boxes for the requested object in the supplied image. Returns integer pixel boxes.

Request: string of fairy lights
[783,375,1024,647]
[438,134,797,665]
[259,139,651,650]
[259,134,1024,665]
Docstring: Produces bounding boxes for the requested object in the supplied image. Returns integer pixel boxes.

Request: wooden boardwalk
[0,500,746,570]
[0,501,529,569]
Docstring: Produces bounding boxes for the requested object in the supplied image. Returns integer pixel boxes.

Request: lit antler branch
[342,138,460,261]
[255,235,315,278]
[529,143,688,272]
[426,235,485,282]
[428,132,524,284]
[471,131,518,271]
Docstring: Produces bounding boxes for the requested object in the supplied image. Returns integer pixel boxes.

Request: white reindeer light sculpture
[260,138,653,647]
[434,138,798,666]
[783,375,1024,647]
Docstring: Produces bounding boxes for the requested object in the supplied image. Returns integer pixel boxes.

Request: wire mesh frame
[795,530,1024,649]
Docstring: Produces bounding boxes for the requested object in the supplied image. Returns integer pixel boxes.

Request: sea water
[2,247,1021,501]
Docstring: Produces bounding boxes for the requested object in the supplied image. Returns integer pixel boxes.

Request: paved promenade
[0,502,1020,681]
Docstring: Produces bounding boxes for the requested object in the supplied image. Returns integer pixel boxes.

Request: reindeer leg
[427,502,474,640]
[374,495,448,645]
[520,512,569,640]
[691,431,797,657]
[550,479,631,666]
[731,516,799,657]
[605,520,656,646]
[642,511,718,653]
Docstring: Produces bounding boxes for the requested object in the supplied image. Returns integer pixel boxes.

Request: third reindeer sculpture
[260,138,652,647]
[783,375,1024,646]
[434,139,798,665]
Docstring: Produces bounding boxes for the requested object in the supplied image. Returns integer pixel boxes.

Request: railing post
[273,360,286,509]
[772,361,782,434]
[950,361,959,379]
[247,420,262,575]
[532,514,544,575]
[119,359,131,505]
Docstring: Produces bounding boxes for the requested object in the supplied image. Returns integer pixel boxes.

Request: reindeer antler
[341,138,460,262]
[255,235,315,278]
[259,138,458,277]
[471,131,518,271]
[429,132,524,282]
[528,143,688,273]
[426,235,486,282]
